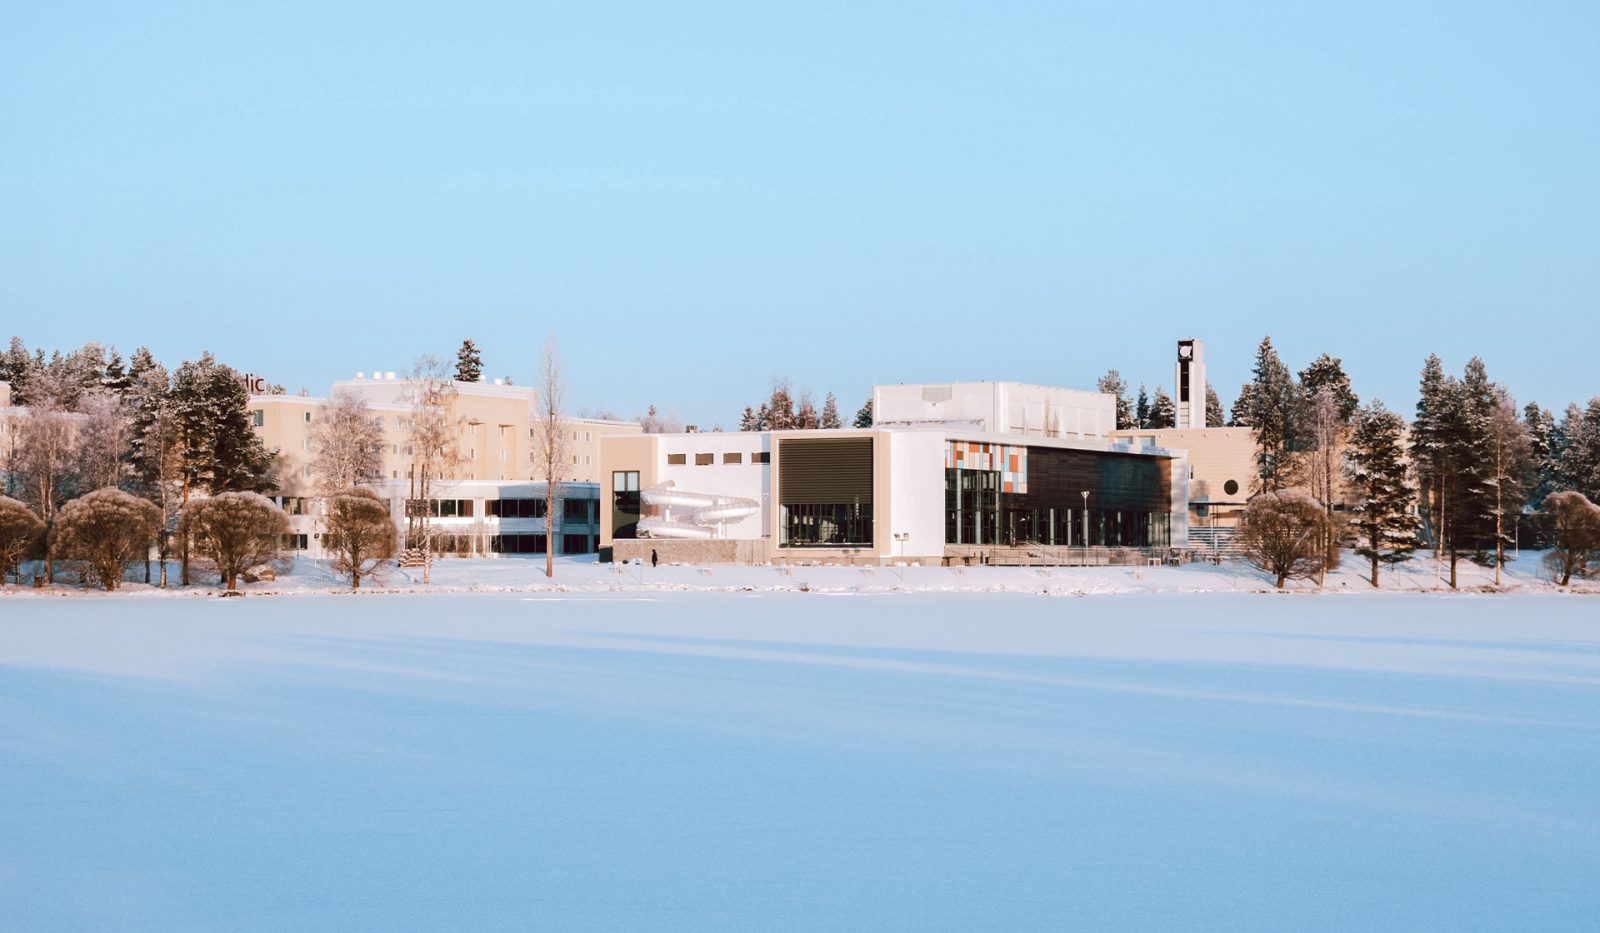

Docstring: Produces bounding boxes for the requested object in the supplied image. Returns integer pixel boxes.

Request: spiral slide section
[637,481,760,539]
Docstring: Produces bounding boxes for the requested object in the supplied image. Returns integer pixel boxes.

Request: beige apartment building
[250,372,641,558]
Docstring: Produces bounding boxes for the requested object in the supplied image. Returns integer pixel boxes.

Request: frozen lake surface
[2,592,1597,931]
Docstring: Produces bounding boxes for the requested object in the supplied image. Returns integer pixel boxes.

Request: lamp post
[1080,491,1090,554]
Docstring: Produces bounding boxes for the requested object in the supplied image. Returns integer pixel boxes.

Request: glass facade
[944,443,1172,548]
[780,502,873,547]
[612,470,640,539]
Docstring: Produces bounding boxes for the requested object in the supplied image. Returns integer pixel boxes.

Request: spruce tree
[1229,382,1255,427]
[1246,336,1303,491]
[767,381,796,431]
[454,340,483,383]
[738,406,758,432]
[1148,388,1175,429]
[852,399,873,429]
[820,392,842,429]
[1135,384,1150,429]
[756,402,772,431]
[1205,383,1224,428]
[1097,369,1134,430]
[1298,353,1359,424]
[1411,354,1448,556]
[102,349,130,396]
[1344,400,1417,587]
[1523,402,1558,508]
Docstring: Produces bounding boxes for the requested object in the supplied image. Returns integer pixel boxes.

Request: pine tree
[3,336,38,405]
[738,406,758,432]
[852,399,873,429]
[1411,354,1448,556]
[127,358,181,585]
[1205,383,1224,428]
[1247,336,1303,491]
[756,403,772,431]
[1298,353,1359,424]
[1135,384,1150,429]
[454,339,483,383]
[1344,400,1418,587]
[1097,370,1134,430]
[1229,382,1255,427]
[1523,402,1558,508]
[1148,388,1175,429]
[1445,358,1497,581]
[1484,389,1532,585]
[820,392,842,429]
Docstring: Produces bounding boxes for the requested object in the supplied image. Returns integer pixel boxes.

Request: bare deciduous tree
[1543,491,1600,586]
[48,488,161,591]
[74,391,128,492]
[310,392,385,496]
[533,336,569,579]
[1304,386,1345,581]
[323,487,397,590]
[1237,490,1334,589]
[12,397,78,584]
[403,355,461,583]
[179,492,289,593]
[0,496,45,585]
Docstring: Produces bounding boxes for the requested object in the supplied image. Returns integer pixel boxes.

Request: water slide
[637,481,760,539]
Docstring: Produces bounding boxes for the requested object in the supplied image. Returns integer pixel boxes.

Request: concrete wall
[613,538,766,565]
[874,382,1113,439]
[886,430,947,559]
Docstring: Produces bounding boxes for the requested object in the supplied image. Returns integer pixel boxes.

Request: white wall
[874,382,1113,439]
[887,431,947,560]
[654,433,771,539]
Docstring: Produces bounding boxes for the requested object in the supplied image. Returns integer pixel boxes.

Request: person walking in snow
[651,548,658,568]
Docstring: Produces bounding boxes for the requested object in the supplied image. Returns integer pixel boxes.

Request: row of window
[665,452,770,466]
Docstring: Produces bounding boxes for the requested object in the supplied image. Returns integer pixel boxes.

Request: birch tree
[403,354,461,583]
[310,392,385,496]
[532,336,570,579]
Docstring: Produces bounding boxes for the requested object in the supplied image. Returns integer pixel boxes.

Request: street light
[1080,491,1090,551]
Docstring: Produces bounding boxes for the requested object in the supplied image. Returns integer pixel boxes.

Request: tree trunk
[545,498,555,578]
[1276,570,1287,589]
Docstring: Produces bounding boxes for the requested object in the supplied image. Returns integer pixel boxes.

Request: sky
[3,2,1597,426]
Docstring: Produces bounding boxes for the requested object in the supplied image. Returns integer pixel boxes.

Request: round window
[1223,479,1239,496]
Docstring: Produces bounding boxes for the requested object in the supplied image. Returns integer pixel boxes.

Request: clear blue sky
[3,2,1596,425]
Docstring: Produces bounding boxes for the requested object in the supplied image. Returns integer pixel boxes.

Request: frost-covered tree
[795,390,819,430]
[1298,353,1359,424]
[403,354,462,583]
[310,393,385,496]
[0,496,44,586]
[820,392,842,429]
[1097,370,1134,430]
[172,353,274,498]
[323,487,396,590]
[1523,401,1559,508]
[1343,400,1417,587]
[1484,390,1532,585]
[1554,397,1600,501]
[179,492,288,593]
[1147,387,1175,429]
[1411,354,1449,558]
[127,358,182,586]
[1134,384,1150,429]
[852,399,872,429]
[1229,382,1255,427]
[1205,383,1225,428]
[1237,490,1333,589]
[1247,337,1303,492]
[74,391,129,493]
[1303,386,1345,576]
[1542,491,1600,586]
[49,488,160,591]
[738,406,758,432]
[102,349,130,397]
[767,380,796,431]
[454,339,483,383]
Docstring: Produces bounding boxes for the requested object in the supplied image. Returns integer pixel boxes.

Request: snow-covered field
[2,589,1596,931]
[4,548,1597,597]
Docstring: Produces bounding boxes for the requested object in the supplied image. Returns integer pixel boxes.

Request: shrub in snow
[0,496,46,586]
[47,488,161,591]
[1542,491,1600,586]
[322,487,397,590]
[1237,490,1333,590]
[180,492,289,593]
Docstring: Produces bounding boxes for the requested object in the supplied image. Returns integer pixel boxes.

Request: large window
[562,498,593,522]
[487,498,546,519]
[777,437,874,548]
[612,470,640,539]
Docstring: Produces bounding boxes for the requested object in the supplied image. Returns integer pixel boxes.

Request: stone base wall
[612,538,768,565]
